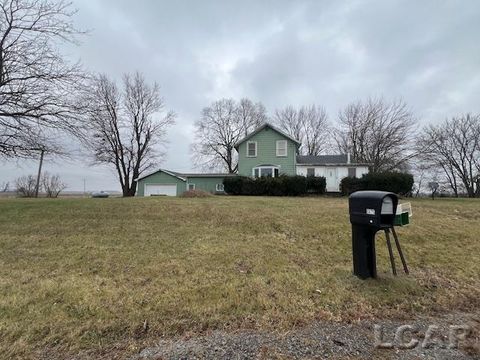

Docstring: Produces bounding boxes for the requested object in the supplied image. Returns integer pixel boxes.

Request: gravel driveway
[131,312,479,360]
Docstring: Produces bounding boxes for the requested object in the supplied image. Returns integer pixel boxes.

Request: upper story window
[276,140,287,157]
[247,141,257,157]
[307,168,315,177]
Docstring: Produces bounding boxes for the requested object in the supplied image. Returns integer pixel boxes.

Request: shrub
[42,173,66,198]
[180,189,212,198]
[223,176,244,195]
[339,176,365,195]
[282,175,307,196]
[223,175,314,196]
[15,175,37,197]
[306,176,326,194]
[15,173,67,198]
[340,172,414,196]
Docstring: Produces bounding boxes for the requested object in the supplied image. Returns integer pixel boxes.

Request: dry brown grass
[179,189,213,198]
[0,196,479,358]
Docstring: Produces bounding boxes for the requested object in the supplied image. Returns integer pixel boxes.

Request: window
[276,140,287,157]
[307,168,315,177]
[348,167,357,178]
[216,183,224,192]
[188,183,195,190]
[262,168,273,177]
[253,166,279,178]
[247,141,257,157]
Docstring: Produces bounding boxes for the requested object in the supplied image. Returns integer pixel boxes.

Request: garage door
[144,184,177,196]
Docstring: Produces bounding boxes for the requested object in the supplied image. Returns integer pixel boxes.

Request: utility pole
[34,149,45,198]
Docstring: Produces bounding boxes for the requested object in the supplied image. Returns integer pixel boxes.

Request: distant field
[0,196,479,358]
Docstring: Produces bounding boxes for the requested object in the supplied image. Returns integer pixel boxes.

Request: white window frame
[216,183,225,192]
[252,166,279,178]
[276,140,288,157]
[188,183,195,190]
[246,141,257,157]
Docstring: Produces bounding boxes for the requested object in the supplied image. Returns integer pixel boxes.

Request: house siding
[296,165,369,192]
[237,126,297,176]
[185,176,227,194]
[136,171,186,196]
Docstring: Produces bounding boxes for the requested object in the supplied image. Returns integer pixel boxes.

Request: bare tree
[335,98,417,172]
[191,98,266,173]
[0,0,86,157]
[41,172,66,197]
[428,181,439,200]
[417,114,480,198]
[0,181,8,192]
[273,106,302,142]
[411,162,428,197]
[15,174,37,197]
[475,175,480,197]
[274,105,330,156]
[81,72,175,197]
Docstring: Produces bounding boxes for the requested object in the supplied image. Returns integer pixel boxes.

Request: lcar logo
[374,324,475,350]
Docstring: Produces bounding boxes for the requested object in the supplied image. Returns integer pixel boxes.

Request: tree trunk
[467,187,475,198]
[123,186,136,197]
[122,180,137,197]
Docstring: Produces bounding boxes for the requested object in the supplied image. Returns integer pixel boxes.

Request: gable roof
[135,168,187,182]
[178,173,237,178]
[296,155,370,166]
[234,122,301,150]
[135,168,236,181]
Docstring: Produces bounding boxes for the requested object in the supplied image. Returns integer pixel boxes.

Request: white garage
[144,184,177,196]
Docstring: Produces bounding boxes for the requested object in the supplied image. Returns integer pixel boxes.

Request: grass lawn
[0,196,479,358]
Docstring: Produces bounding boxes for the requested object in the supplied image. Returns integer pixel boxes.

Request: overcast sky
[1,0,479,191]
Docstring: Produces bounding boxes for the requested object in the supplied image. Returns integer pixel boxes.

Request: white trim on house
[187,183,196,190]
[276,140,287,157]
[246,141,257,157]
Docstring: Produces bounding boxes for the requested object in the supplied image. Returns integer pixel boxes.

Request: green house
[136,122,369,196]
[235,123,301,177]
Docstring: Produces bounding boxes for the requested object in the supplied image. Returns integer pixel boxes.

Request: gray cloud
[1,0,479,191]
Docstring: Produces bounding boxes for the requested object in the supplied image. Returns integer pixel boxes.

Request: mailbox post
[349,191,399,279]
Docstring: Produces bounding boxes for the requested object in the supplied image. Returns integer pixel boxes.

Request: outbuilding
[136,169,235,196]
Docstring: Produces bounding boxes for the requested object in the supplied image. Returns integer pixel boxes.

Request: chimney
[347,153,351,164]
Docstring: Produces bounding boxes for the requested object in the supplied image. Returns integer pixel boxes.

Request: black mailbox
[349,191,398,229]
[349,191,399,279]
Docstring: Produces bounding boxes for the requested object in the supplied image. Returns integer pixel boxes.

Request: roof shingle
[296,154,352,165]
